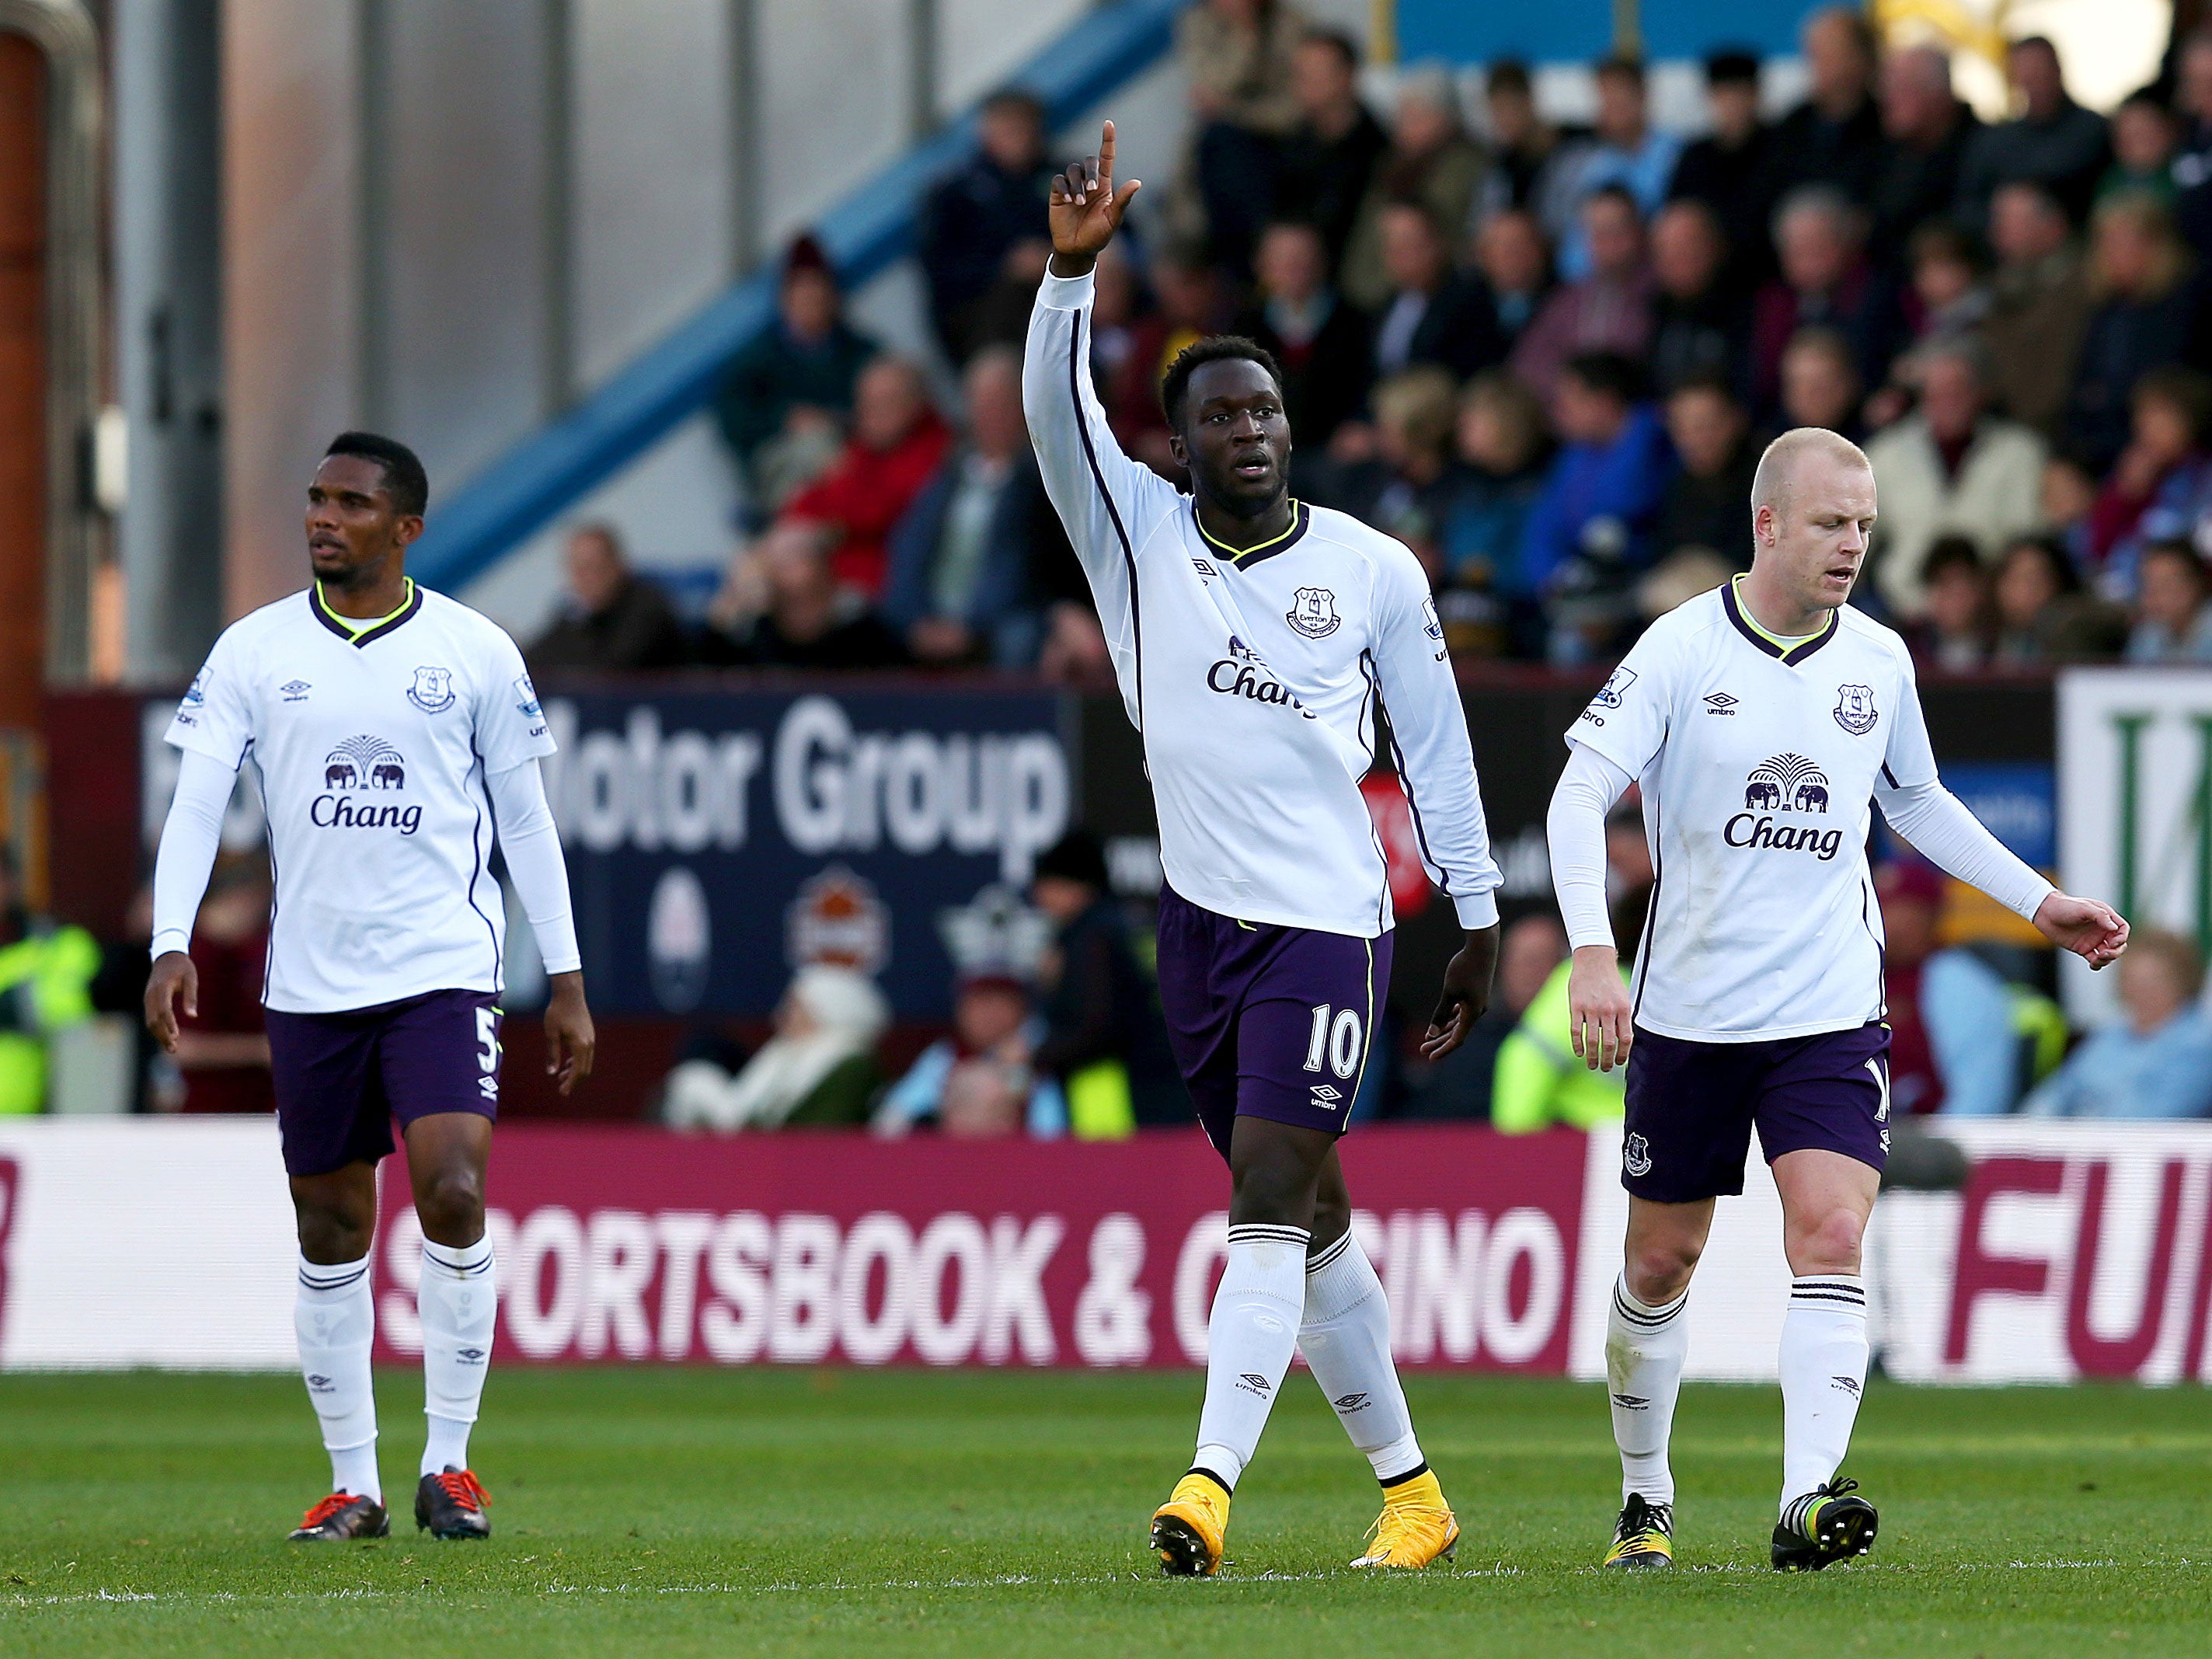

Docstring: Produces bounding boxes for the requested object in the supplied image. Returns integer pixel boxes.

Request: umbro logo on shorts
[1309,1084,1343,1103]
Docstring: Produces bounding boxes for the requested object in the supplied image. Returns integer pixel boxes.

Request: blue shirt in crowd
[2022,1006,2212,1119]
[1516,403,1674,596]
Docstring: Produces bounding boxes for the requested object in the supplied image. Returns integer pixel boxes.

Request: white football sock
[296,1253,380,1503]
[418,1236,497,1478]
[1299,1230,1426,1485]
[1190,1224,1309,1490]
[1607,1276,1688,1508]
[1778,1274,1869,1517]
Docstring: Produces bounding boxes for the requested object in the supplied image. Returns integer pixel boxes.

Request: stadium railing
[405,0,1185,599]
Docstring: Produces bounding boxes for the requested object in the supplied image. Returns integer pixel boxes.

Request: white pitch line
[0,1556,2180,1610]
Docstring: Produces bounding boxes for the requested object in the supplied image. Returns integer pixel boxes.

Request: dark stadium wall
[46,677,2061,1117]
[0,31,44,732]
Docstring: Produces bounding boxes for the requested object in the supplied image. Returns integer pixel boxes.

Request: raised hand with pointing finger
[1047,120,1141,277]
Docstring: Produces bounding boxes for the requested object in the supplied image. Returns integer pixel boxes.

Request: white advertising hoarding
[2,1119,2208,1386]
[2057,666,2212,1026]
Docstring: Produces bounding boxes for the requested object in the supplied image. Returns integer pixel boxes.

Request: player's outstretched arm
[1024,119,1178,692]
[2032,893,2130,971]
[1874,758,2127,971]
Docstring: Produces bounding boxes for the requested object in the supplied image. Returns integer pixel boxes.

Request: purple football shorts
[1618,1020,1891,1202]
[263,988,502,1176]
[1155,885,1391,1161]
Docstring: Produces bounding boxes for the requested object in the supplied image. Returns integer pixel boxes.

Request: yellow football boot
[1350,1468,1460,1568]
[1602,1493,1674,1568]
[1150,1470,1231,1577]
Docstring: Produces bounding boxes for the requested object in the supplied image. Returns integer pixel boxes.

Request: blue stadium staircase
[408,0,1185,596]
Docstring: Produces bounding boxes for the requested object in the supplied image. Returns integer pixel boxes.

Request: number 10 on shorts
[1303,1005,1364,1080]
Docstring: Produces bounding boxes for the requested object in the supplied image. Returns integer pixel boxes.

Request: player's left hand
[1047,120,1141,276]
[543,971,597,1095]
[2032,892,2130,970]
[1421,925,1500,1061]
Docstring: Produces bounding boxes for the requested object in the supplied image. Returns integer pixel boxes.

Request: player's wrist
[1571,943,1618,965]
[1047,250,1099,278]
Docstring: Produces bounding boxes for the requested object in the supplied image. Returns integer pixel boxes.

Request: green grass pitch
[1,1368,2207,1657]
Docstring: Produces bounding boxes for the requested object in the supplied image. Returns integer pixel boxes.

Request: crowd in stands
[526,9,2212,677]
[127,14,2212,1133]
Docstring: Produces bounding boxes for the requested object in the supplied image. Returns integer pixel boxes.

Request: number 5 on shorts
[476,1006,501,1100]
[1302,1004,1364,1080]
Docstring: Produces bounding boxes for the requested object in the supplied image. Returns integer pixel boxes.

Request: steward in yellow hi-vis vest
[0,879,102,1114]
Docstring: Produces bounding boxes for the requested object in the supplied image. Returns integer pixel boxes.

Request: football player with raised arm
[1026,124,1503,1575]
[145,433,595,1543]
[1548,427,2127,1572]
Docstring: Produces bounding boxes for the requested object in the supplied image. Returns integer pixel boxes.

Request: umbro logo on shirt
[281,679,312,702]
[1191,558,1217,580]
[1702,692,1737,716]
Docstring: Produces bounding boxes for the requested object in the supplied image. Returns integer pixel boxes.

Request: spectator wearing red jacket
[781,356,951,597]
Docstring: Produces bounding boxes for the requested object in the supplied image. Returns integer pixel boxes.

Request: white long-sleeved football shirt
[158,581,572,1012]
[1024,267,1500,937]
[1556,578,2052,1041]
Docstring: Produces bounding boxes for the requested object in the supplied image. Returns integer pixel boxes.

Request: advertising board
[3,1119,2207,1389]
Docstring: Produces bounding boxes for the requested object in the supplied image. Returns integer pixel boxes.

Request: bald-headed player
[1547,427,2127,1572]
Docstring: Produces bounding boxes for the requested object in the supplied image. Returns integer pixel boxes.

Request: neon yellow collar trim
[1729,574,1831,650]
[1197,500,1304,563]
[316,577,415,637]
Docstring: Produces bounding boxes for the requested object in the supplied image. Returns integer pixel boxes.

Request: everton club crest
[408,665,457,713]
[1832,683,1879,735]
[1623,1133,1653,1177]
[1287,586,1341,639]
